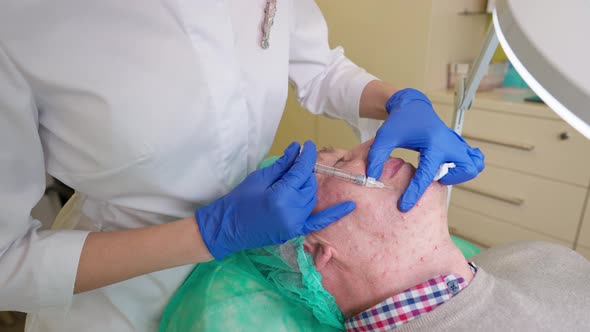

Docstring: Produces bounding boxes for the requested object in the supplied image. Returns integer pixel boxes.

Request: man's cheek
[315,192,344,211]
[315,184,355,211]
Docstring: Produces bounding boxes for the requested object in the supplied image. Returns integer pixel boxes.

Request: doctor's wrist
[359,80,398,120]
[180,216,214,264]
[385,88,432,114]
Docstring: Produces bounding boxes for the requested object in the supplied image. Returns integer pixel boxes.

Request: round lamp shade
[494,0,590,138]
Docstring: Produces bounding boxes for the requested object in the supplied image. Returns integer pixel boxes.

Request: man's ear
[313,244,335,271]
[303,238,335,271]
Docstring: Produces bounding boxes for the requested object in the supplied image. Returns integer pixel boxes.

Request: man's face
[305,140,449,316]
[314,139,445,215]
[308,139,447,257]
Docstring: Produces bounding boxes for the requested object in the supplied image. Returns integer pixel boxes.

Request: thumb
[302,201,356,234]
[438,161,478,185]
[398,152,440,212]
[260,142,300,184]
[438,147,485,185]
[367,130,397,179]
[469,147,485,173]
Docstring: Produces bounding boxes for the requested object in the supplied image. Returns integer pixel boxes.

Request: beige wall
[269,0,487,156]
[426,1,488,90]
[319,0,433,90]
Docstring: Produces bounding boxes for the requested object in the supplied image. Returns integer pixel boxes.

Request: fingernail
[471,148,484,158]
[398,200,412,212]
[287,142,300,152]
[284,143,298,157]
[398,192,417,212]
[366,165,375,177]
[345,201,356,212]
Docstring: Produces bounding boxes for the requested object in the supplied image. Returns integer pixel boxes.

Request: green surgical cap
[159,237,344,332]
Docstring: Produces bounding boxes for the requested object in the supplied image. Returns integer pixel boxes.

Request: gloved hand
[196,141,356,260]
[367,88,485,212]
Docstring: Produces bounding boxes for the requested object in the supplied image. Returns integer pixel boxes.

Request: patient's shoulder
[475,240,584,261]
[469,241,590,328]
[473,241,590,280]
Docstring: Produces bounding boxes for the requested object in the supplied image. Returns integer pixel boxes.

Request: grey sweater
[398,241,590,332]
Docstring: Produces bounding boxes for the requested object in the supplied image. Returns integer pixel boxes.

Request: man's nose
[355,140,373,160]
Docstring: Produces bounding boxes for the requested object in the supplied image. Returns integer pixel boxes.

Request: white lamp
[453,0,590,139]
[448,0,590,206]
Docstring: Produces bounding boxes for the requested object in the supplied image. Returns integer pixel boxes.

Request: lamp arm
[448,22,499,208]
[453,23,499,135]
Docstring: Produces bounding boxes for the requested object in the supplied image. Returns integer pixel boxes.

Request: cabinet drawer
[576,191,590,248]
[450,164,586,243]
[448,205,570,248]
[575,246,590,260]
[434,103,590,186]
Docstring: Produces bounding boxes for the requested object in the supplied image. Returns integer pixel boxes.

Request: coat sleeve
[287,0,379,134]
[0,46,89,312]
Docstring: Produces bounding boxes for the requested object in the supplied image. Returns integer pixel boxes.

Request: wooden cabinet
[577,194,590,258]
[429,90,590,259]
[453,166,585,243]
[435,104,590,186]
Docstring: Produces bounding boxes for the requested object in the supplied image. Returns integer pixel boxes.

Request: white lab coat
[0,1,377,331]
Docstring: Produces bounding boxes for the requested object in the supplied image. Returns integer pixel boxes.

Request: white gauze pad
[433,162,456,181]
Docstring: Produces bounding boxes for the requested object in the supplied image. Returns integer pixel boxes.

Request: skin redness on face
[309,139,449,270]
[314,139,433,220]
[306,140,456,317]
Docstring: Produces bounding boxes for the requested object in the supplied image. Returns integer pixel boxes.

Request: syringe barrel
[314,163,366,185]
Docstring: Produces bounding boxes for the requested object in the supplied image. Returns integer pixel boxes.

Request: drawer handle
[559,131,570,140]
[455,184,525,206]
[462,133,535,151]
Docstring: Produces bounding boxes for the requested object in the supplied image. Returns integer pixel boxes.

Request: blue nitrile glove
[196,141,356,260]
[367,88,485,212]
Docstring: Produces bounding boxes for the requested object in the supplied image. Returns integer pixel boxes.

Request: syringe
[313,163,391,189]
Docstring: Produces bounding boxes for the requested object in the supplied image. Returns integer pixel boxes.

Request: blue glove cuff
[195,206,230,261]
[385,88,433,114]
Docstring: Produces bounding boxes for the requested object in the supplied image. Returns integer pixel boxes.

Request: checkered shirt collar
[345,262,477,332]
